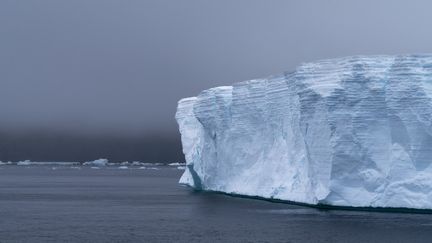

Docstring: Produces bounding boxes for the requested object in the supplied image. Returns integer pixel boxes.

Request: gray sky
[1,0,432,135]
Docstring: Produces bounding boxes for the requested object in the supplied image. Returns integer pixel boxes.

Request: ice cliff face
[176,54,432,210]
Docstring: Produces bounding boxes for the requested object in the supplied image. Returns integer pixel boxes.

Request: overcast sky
[2,0,432,136]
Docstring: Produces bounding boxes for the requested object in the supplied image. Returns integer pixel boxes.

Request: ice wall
[176,54,432,209]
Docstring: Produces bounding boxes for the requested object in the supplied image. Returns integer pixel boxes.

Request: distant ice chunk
[138,162,163,166]
[118,166,128,169]
[83,158,108,166]
[168,162,186,166]
[15,161,80,166]
[17,160,32,166]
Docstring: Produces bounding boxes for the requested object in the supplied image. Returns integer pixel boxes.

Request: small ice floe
[138,166,146,169]
[138,162,161,166]
[0,161,5,165]
[177,166,186,170]
[90,167,101,169]
[16,161,80,166]
[118,166,128,170]
[120,161,129,166]
[17,160,32,166]
[168,162,186,166]
[147,167,159,170]
[131,161,143,166]
[83,158,108,166]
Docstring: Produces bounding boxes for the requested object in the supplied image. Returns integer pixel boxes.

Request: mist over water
[2,0,432,161]
[0,128,183,163]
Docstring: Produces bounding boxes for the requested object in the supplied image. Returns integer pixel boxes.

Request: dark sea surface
[1,165,432,243]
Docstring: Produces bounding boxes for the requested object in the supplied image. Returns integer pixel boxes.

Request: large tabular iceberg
[176,55,432,210]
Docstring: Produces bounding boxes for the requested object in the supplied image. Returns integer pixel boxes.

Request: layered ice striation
[176,55,432,210]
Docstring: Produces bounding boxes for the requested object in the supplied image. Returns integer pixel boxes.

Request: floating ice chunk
[83,158,108,166]
[177,166,186,170]
[138,162,163,166]
[118,166,128,169]
[17,160,32,166]
[15,161,80,166]
[168,162,186,166]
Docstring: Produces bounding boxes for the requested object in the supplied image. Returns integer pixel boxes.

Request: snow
[83,158,108,166]
[176,54,432,210]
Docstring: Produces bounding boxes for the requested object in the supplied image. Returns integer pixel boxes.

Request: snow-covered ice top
[176,54,432,210]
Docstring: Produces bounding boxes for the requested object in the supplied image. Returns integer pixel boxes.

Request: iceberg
[176,54,432,210]
[83,158,108,166]
[17,160,32,166]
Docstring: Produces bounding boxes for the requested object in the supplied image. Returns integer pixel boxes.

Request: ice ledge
[176,54,432,210]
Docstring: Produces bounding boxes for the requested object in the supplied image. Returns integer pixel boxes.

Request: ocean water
[1,166,432,243]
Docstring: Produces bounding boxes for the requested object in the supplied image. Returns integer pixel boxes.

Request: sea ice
[17,160,32,166]
[83,158,108,166]
[169,162,186,166]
